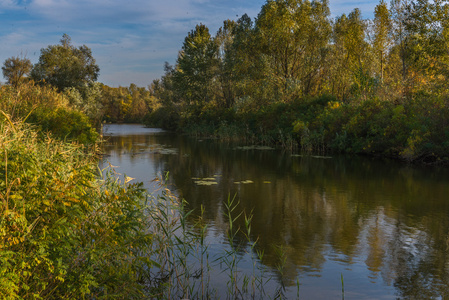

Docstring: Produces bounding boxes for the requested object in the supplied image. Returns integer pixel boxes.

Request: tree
[173,24,219,106]
[31,34,100,91]
[215,19,238,108]
[255,0,332,99]
[331,9,370,99]
[403,0,449,90]
[2,55,32,87]
[373,0,392,83]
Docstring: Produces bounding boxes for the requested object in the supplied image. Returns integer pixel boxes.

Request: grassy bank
[0,117,286,298]
[146,94,449,165]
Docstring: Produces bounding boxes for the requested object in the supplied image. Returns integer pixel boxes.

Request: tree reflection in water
[101,124,449,299]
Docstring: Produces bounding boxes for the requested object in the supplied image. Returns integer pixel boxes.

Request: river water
[100,123,449,299]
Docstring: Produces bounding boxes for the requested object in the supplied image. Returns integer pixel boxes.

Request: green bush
[0,119,153,299]
[27,107,98,144]
[143,105,180,131]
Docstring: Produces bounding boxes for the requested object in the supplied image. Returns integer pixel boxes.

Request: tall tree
[224,14,265,103]
[373,0,392,83]
[2,55,32,87]
[31,34,100,91]
[215,19,238,108]
[331,9,370,99]
[403,0,449,90]
[173,24,219,107]
[390,0,410,81]
[255,0,331,100]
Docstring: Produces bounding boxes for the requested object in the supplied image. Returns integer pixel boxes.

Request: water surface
[100,124,449,299]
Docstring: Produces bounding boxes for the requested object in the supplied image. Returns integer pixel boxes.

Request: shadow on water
[101,124,449,299]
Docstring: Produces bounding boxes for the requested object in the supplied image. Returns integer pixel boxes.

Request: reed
[1,117,291,299]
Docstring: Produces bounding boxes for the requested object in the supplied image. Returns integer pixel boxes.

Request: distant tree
[31,34,100,91]
[2,55,32,87]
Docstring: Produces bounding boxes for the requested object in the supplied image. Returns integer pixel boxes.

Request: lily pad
[234,180,254,184]
[194,180,218,186]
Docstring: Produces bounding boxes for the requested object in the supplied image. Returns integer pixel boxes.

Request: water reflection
[101,124,449,299]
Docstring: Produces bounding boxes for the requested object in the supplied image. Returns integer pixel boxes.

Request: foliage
[101,83,157,124]
[2,55,32,87]
[0,118,292,298]
[27,106,99,144]
[0,118,153,299]
[31,34,100,92]
[147,0,449,164]
[0,81,98,144]
[172,24,219,107]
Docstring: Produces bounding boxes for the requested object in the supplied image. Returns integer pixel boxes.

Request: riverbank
[146,94,449,166]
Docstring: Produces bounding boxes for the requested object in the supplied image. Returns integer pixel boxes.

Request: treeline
[1,34,158,136]
[147,0,449,163]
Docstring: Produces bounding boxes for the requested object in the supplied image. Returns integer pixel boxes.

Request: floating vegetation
[234,180,254,184]
[193,177,219,186]
[194,181,218,186]
[235,146,275,151]
[149,144,179,155]
[291,154,332,159]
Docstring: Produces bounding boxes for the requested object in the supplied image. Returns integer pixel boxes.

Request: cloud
[0,0,379,87]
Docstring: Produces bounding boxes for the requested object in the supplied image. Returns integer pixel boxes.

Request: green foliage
[2,55,32,87]
[140,0,449,163]
[31,34,100,92]
[0,82,98,144]
[27,106,99,144]
[0,119,154,299]
[143,104,180,131]
[101,83,156,123]
[173,24,219,107]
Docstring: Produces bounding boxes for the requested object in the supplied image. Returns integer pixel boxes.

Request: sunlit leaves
[1,55,32,87]
[31,34,100,92]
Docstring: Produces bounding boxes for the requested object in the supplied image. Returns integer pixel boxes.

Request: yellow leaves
[125,176,135,184]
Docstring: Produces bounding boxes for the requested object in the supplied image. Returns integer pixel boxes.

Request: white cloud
[0,0,379,87]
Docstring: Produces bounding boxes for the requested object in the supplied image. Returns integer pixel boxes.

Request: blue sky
[0,0,378,87]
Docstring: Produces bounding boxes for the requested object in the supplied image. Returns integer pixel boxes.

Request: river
[100,123,449,299]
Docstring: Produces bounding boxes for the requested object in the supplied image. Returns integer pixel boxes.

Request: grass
[1,115,293,299]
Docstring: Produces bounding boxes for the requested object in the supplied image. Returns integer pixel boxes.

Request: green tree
[224,14,266,105]
[2,55,32,87]
[403,0,449,91]
[215,19,238,108]
[373,0,392,83]
[255,0,332,100]
[331,9,370,99]
[31,34,100,91]
[173,24,219,107]
[390,0,410,82]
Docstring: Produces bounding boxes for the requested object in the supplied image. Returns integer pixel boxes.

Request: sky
[0,0,379,88]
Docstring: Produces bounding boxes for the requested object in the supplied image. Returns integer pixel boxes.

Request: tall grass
[1,116,290,299]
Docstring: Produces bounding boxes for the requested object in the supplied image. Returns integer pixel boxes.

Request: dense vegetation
[0,35,279,299]
[1,0,448,296]
[146,0,449,164]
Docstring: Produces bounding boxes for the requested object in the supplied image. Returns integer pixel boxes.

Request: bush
[0,118,153,299]
[27,107,98,144]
